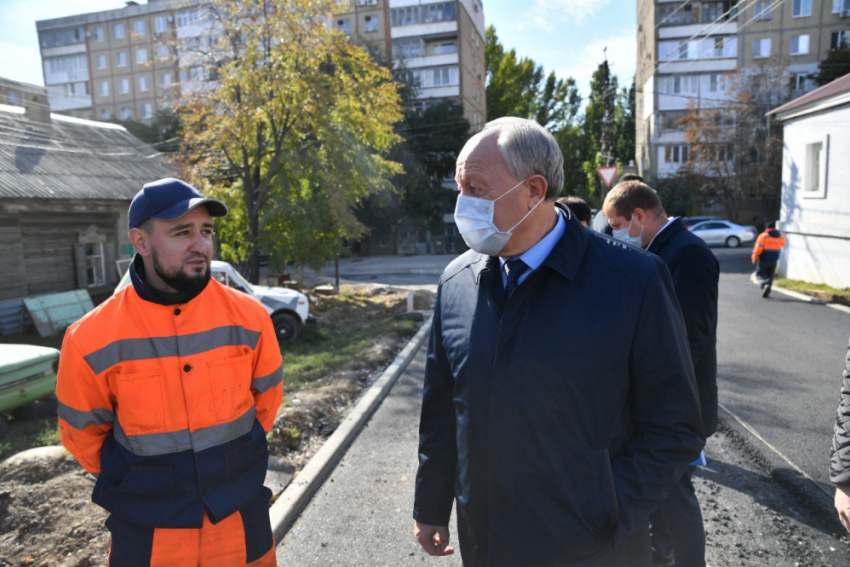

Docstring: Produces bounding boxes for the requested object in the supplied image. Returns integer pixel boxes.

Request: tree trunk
[247,208,260,284]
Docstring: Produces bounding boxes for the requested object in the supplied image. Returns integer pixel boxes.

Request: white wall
[778,103,850,289]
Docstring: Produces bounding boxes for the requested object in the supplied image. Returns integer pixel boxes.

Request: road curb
[771,285,850,315]
[270,315,433,543]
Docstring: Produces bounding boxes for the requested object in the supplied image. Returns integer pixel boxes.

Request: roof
[0,105,176,201]
[767,72,850,119]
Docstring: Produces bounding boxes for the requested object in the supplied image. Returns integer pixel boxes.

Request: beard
[152,249,211,296]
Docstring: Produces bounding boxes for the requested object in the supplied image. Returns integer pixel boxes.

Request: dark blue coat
[647,218,719,437]
[414,206,705,567]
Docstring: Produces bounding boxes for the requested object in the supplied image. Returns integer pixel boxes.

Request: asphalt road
[714,249,849,493]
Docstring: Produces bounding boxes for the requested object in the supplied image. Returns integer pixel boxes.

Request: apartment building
[37,0,486,129]
[636,0,850,184]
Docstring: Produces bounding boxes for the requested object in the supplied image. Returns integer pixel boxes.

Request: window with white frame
[336,18,351,33]
[392,39,423,58]
[119,78,130,94]
[709,73,727,92]
[176,10,200,28]
[84,242,105,287]
[157,44,170,59]
[93,27,104,42]
[99,81,109,97]
[754,2,772,19]
[833,0,850,13]
[141,103,153,119]
[659,75,699,95]
[433,42,457,54]
[7,91,18,105]
[96,54,107,70]
[155,16,168,33]
[790,35,810,55]
[664,145,691,164]
[793,0,812,17]
[136,48,148,65]
[133,21,145,36]
[792,73,814,91]
[116,52,127,67]
[114,24,125,40]
[139,76,149,92]
[831,30,850,50]
[100,108,112,120]
[161,72,172,86]
[364,15,378,32]
[753,38,771,58]
[120,107,132,120]
[804,136,828,198]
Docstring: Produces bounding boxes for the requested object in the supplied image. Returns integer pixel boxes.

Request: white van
[114,260,313,342]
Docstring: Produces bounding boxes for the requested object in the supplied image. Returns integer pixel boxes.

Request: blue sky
[0,0,637,98]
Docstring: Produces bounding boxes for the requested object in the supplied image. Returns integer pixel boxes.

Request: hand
[414,521,455,556]
[836,485,850,533]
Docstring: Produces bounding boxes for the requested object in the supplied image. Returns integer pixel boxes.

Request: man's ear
[128,227,152,258]
[633,208,647,224]
[526,175,549,208]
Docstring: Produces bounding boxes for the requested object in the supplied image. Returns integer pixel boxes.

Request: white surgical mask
[454,179,542,256]
[612,216,643,248]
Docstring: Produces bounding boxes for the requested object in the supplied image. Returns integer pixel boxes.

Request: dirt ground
[0,285,427,567]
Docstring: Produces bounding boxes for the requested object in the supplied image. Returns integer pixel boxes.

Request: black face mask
[151,248,211,297]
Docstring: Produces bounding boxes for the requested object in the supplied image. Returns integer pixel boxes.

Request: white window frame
[84,242,106,287]
[96,54,107,70]
[119,78,130,94]
[136,48,148,65]
[791,34,810,55]
[116,52,127,67]
[93,27,104,42]
[793,0,812,17]
[120,107,132,120]
[804,135,829,198]
[141,103,153,119]
[161,72,172,86]
[139,76,149,92]
[114,24,125,40]
[100,108,112,120]
[155,17,168,33]
[753,38,771,59]
[133,21,145,36]
[754,2,772,19]
[99,81,109,97]
[364,15,378,33]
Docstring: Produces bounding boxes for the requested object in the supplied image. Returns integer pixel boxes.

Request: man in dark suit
[603,180,719,567]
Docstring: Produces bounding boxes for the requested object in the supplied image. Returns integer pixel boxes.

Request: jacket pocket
[206,353,254,422]
[111,369,167,435]
[596,448,620,531]
[101,465,174,528]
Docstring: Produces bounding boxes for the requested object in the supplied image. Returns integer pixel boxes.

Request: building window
[364,16,378,33]
[709,73,727,92]
[120,107,132,120]
[393,39,423,58]
[114,24,125,40]
[116,52,127,67]
[43,55,89,84]
[99,81,109,97]
[336,19,351,33]
[793,0,812,17]
[40,27,85,48]
[804,136,828,198]
[136,48,148,64]
[664,145,691,164]
[753,2,772,19]
[660,75,699,94]
[133,21,145,36]
[422,3,457,23]
[433,42,457,54]
[100,108,112,120]
[831,30,850,50]
[141,103,153,119]
[790,35,810,55]
[85,242,106,287]
[139,76,149,92]
[753,38,771,58]
[834,0,850,13]
[792,72,814,91]
[161,72,172,86]
[701,1,736,22]
[155,16,168,33]
[7,91,19,105]
[658,3,695,25]
[176,10,200,28]
[96,54,107,70]
[119,78,130,94]
[93,27,104,42]
[659,110,690,131]
[391,7,420,26]
[157,45,170,59]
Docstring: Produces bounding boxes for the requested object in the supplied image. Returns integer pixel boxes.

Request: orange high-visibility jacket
[57,262,283,529]
[751,228,786,263]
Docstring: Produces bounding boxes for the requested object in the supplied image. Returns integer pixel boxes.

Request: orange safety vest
[751,228,786,263]
[57,265,283,529]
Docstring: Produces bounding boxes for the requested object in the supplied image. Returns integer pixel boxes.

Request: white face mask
[454,178,541,256]
[612,216,643,248]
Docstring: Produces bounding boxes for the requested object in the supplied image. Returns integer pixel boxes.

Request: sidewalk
[276,342,848,567]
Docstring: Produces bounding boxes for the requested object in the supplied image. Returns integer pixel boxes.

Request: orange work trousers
[106,507,276,567]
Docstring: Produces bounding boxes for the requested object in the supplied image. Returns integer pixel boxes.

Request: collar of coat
[443,202,588,286]
[647,217,686,254]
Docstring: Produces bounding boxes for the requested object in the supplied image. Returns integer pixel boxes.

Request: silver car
[688,220,756,248]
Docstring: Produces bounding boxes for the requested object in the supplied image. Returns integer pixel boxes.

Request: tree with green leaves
[178,0,402,283]
[113,110,182,153]
[814,44,850,86]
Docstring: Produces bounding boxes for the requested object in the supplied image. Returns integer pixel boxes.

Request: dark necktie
[504,258,529,299]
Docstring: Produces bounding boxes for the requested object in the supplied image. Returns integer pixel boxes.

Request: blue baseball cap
[129,178,228,229]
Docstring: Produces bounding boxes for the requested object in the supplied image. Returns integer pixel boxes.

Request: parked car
[681,215,723,229]
[114,260,314,342]
[0,344,60,415]
[688,220,756,248]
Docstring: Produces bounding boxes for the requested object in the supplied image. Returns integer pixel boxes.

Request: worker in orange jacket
[57,178,283,566]
[751,221,787,298]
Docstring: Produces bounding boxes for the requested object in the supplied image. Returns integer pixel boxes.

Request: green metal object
[23,290,94,337]
[0,344,60,414]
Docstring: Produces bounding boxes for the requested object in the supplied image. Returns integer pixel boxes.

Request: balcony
[391,21,457,40]
[395,52,458,69]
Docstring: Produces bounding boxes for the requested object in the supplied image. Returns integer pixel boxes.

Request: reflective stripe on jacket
[57,271,283,529]
[751,228,786,263]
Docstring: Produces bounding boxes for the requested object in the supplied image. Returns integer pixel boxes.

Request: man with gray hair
[413,117,704,566]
